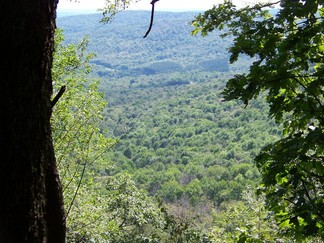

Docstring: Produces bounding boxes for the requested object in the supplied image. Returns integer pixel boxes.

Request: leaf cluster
[193,0,324,239]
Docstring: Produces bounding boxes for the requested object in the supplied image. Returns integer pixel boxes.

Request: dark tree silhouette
[0,1,65,242]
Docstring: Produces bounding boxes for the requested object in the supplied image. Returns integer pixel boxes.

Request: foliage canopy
[193,0,324,239]
[51,28,212,242]
[57,10,286,241]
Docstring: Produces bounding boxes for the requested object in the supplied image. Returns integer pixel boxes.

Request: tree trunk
[0,0,65,242]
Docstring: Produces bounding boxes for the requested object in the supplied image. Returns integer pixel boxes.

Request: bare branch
[143,0,159,38]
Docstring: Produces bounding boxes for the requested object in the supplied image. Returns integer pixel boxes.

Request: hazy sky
[57,0,254,12]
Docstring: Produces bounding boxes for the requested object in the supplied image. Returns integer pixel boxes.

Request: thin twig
[51,85,66,108]
[143,0,159,38]
[64,130,95,220]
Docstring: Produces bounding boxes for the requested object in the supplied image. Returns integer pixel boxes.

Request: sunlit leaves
[52,29,115,241]
[210,188,283,242]
[104,173,166,242]
[99,0,140,23]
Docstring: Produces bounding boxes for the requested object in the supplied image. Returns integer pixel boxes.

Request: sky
[57,0,259,12]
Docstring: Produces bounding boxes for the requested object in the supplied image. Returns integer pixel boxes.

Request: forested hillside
[57,11,253,74]
[56,11,284,241]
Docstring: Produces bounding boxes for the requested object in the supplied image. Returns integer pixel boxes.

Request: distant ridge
[57,9,100,17]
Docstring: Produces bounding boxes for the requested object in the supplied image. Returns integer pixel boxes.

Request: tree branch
[143,0,159,38]
[51,85,66,108]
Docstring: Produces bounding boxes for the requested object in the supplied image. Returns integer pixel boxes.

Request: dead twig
[143,0,159,38]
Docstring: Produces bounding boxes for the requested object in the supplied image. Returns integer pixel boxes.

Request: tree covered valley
[53,10,313,242]
[1,0,322,241]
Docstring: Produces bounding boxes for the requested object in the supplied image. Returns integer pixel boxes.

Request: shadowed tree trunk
[0,0,65,242]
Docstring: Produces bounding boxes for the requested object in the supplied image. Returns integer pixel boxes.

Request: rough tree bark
[0,0,65,242]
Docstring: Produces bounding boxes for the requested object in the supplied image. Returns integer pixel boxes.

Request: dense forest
[54,7,323,242]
